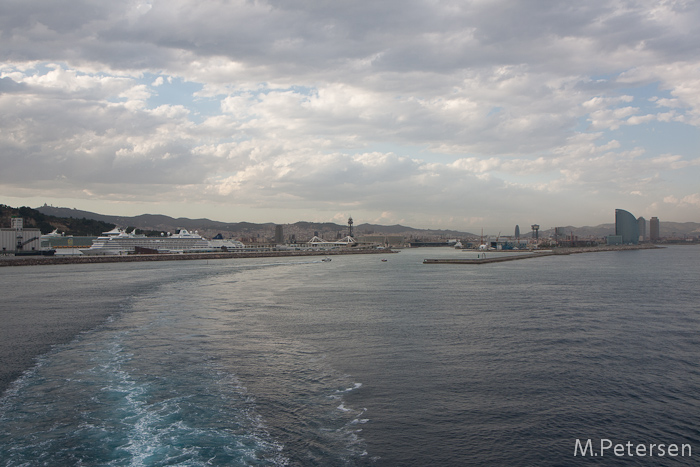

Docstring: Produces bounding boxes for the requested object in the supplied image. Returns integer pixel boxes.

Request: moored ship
[81,228,243,255]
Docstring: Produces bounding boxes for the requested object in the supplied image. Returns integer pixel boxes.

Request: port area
[423,244,661,265]
[0,248,395,267]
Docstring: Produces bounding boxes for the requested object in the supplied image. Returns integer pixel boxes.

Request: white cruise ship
[81,227,243,255]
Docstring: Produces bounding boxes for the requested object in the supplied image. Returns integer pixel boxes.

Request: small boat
[381,259,388,262]
[322,257,332,262]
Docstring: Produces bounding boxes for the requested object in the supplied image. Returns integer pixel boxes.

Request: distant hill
[658,221,700,237]
[0,205,115,236]
[35,205,474,239]
[355,223,471,237]
[35,205,276,234]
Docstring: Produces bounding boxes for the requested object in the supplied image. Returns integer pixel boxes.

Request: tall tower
[348,217,354,238]
[274,225,284,244]
[650,217,660,242]
[514,225,520,240]
[615,209,639,245]
[531,224,539,241]
[637,217,646,242]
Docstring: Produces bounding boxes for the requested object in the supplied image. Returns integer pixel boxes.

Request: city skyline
[2,1,700,233]
[8,203,697,241]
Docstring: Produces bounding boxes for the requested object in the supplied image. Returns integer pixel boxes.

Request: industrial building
[1,218,42,254]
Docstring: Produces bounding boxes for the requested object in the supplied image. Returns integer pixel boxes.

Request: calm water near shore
[1,246,699,466]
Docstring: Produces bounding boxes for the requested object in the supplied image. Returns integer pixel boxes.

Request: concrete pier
[423,252,553,265]
[423,244,661,265]
[0,248,393,267]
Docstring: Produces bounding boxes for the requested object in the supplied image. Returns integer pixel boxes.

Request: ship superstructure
[81,228,237,255]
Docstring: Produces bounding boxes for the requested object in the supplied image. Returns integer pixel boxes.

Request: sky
[1,0,699,234]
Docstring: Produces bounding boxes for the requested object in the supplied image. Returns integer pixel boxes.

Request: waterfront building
[1,218,42,253]
[606,235,623,245]
[1,228,42,253]
[356,235,405,247]
[614,209,640,245]
[307,235,357,248]
[637,217,646,242]
[650,217,660,242]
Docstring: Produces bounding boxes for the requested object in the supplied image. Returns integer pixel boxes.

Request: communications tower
[348,217,354,238]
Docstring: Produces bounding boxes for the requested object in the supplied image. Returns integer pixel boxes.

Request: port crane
[16,236,40,251]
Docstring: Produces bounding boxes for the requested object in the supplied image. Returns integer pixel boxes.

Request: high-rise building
[637,217,646,242]
[650,217,660,242]
[274,225,284,244]
[615,209,639,245]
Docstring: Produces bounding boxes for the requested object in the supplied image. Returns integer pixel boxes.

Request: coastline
[0,247,393,267]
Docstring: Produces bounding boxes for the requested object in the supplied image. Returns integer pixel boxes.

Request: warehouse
[0,218,42,254]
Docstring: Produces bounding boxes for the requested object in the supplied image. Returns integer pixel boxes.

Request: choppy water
[1,246,699,466]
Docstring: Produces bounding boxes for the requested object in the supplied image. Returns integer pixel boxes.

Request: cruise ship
[81,227,244,255]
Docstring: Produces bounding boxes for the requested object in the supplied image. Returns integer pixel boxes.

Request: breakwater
[424,244,661,265]
[0,248,393,267]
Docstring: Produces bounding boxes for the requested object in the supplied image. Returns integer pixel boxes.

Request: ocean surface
[1,246,699,466]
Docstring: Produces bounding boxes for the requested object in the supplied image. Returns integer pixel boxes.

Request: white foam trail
[337,403,353,412]
[336,382,362,393]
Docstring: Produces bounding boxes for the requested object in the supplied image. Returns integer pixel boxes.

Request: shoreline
[0,247,394,267]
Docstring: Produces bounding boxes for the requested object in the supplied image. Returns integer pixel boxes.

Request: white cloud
[664,193,700,207]
[1,0,700,231]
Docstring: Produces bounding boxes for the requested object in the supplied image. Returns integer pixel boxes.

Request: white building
[307,235,356,248]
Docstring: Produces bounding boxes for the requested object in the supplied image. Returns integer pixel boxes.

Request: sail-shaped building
[615,209,640,245]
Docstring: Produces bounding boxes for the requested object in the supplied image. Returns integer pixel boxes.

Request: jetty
[423,244,661,265]
[424,252,551,265]
[0,248,393,267]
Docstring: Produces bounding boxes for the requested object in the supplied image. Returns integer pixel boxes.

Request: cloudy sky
[1,0,699,233]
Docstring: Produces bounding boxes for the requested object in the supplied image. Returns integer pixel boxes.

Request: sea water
[1,246,699,466]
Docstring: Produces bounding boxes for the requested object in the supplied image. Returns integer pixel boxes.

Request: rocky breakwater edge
[424,244,662,265]
[0,248,395,267]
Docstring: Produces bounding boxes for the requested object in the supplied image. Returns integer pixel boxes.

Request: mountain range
[34,205,474,239]
[26,205,700,240]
